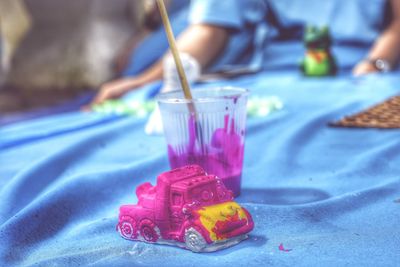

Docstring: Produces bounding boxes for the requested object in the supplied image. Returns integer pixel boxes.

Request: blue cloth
[1,1,399,265]
[1,65,400,265]
[0,92,95,127]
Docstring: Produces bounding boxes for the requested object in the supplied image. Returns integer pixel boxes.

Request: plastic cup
[156,87,248,196]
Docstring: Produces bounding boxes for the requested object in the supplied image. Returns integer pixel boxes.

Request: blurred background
[0,0,148,114]
[0,0,397,119]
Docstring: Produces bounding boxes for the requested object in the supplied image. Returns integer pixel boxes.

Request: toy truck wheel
[139,219,159,242]
[185,227,207,252]
[118,216,138,240]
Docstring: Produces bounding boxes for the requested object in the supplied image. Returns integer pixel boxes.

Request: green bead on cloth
[247,96,283,117]
[92,100,156,117]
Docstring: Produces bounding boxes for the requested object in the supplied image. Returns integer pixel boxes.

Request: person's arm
[353,0,400,76]
[90,24,229,105]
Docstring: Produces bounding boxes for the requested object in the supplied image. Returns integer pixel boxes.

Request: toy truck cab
[117,165,254,252]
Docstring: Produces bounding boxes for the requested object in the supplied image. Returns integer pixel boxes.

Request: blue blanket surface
[1,69,400,266]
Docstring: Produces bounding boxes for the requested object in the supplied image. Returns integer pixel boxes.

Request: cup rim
[155,87,249,104]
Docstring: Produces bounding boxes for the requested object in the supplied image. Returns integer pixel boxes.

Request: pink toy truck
[117,165,254,252]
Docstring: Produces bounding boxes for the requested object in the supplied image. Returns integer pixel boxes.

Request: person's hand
[352,60,378,76]
[84,77,143,110]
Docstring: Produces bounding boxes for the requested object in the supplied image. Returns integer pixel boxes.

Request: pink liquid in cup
[168,115,245,196]
[157,87,248,196]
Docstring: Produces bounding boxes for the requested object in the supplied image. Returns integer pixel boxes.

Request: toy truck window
[171,192,183,206]
[190,185,216,204]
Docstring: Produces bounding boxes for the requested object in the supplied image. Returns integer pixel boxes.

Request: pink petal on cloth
[279,243,292,252]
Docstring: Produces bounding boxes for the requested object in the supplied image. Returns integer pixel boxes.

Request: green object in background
[92,100,156,117]
[247,96,283,117]
[299,25,337,76]
[92,96,283,118]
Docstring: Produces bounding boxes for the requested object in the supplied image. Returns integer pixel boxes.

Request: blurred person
[92,0,400,105]
[90,0,269,105]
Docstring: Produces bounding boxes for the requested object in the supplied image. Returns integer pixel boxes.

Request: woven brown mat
[330,95,400,129]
